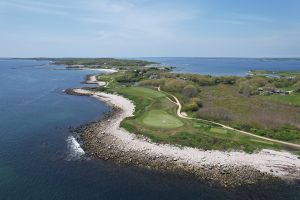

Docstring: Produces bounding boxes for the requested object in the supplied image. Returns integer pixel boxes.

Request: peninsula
[58,58,300,188]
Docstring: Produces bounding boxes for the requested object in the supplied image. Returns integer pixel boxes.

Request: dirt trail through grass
[158,87,300,149]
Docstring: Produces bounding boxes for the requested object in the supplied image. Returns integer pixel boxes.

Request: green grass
[141,110,183,128]
[260,93,300,106]
[196,84,300,144]
[118,87,166,98]
[250,139,274,145]
[117,86,287,153]
[210,128,227,134]
[92,72,299,153]
[250,70,300,77]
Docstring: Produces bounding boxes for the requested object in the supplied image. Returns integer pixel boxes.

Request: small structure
[149,74,158,80]
[286,76,295,80]
[257,87,291,95]
[258,87,264,92]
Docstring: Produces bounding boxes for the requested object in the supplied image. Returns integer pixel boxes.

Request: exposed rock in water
[64,88,92,96]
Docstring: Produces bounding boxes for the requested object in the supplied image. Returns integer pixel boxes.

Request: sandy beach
[85,75,106,86]
[69,66,118,74]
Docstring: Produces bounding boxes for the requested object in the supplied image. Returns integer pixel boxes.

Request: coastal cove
[0,59,299,199]
[141,57,300,76]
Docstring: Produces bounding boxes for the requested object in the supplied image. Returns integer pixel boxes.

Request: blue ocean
[0,59,299,200]
[142,57,300,76]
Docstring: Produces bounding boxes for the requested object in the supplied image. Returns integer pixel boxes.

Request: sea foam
[66,136,85,161]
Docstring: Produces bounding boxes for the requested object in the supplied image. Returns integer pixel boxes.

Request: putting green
[142,110,183,128]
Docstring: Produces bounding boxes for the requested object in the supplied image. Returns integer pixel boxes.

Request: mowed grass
[118,86,183,129]
[142,110,183,128]
[118,87,166,98]
[93,71,300,154]
[117,86,289,153]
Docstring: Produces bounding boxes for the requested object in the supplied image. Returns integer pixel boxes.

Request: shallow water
[142,57,300,76]
[0,59,299,200]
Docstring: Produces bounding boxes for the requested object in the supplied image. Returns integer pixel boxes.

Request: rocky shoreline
[74,106,280,188]
[65,74,300,188]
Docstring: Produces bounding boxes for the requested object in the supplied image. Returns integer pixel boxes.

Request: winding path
[158,87,300,149]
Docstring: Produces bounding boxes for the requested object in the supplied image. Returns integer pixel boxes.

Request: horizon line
[1,56,300,59]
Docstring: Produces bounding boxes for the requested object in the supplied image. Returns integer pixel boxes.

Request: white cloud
[1,0,298,57]
[1,0,198,41]
[0,0,70,15]
[76,0,198,42]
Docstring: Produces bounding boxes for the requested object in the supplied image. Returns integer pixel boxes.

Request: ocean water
[0,59,299,200]
[142,57,300,76]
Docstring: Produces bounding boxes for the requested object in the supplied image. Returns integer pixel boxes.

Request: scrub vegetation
[57,58,300,153]
[137,70,300,145]
[51,58,156,69]
[116,86,281,152]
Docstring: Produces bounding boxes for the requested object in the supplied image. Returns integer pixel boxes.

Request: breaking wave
[66,136,85,161]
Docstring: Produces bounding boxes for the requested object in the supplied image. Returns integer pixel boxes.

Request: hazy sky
[1,0,300,57]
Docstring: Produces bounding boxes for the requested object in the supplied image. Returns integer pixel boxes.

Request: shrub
[238,83,256,96]
[162,79,187,92]
[250,77,268,87]
[184,102,199,112]
[138,79,164,87]
[191,98,203,107]
[182,85,198,98]
[214,76,237,85]
[294,81,300,92]
[198,107,233,122]
[237,77,268,96]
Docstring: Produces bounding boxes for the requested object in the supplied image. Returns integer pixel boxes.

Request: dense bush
[214,76,237,85]
[182,85,198,98]
[162,79,187,92]
[238,83,257,96]
[138,79,165,87]
[294,81,300,92]
[237,77,268,96]
[198,107,233,122]
[273,78,295,88]
[115,73,139,82]
[184,102,199,112]
[191,98,203,107]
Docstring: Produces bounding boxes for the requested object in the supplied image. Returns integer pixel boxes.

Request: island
[55,58,300,188]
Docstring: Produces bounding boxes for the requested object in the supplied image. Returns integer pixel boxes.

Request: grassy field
[197,84,300,144]
[250,70,300,77]
[112,86,286,152]
[260,93,300,106]
[92,70,300,154]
